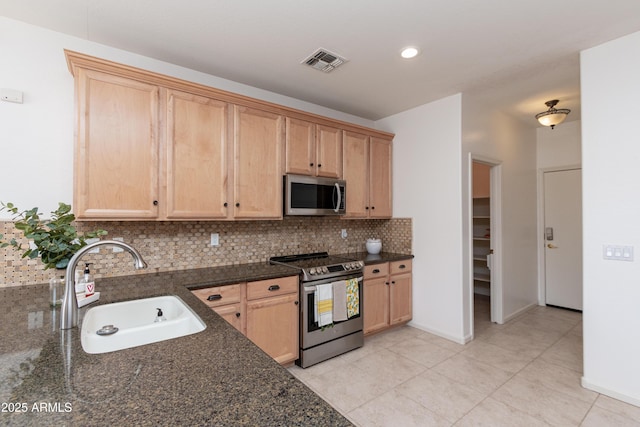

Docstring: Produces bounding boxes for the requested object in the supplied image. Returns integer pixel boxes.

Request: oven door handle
[304,276,363,293]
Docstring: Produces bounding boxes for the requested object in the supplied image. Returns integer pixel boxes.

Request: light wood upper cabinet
[74,68,160,219]
[315,124,342,178]
[343,131,369,218]
[66,50,393,221]
[285,117,315,176]
[342,132,392,219]
[285,119,342,178]
[165,89,230,219]
[369,136,393,218]
[233,106,284,219]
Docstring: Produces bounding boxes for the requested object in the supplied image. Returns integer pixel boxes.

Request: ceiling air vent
[302,48,347,73]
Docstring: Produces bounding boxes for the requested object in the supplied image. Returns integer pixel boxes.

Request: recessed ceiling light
[401,47,419,59]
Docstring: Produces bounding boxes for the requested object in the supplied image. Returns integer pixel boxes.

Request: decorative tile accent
[1,218,411,287]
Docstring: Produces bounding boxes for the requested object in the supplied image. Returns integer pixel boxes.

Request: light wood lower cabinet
[191,283,244,333]
[191,275,299,365]
[363,260,412,335]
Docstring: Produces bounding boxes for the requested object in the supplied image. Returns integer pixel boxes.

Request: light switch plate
[603,245,634,261]
[210,233,219,247]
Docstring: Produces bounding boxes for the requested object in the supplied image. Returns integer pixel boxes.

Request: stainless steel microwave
[284,174,346,216]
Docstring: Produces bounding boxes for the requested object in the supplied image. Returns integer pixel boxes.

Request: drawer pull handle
[207,294,222,301]
[399,264,406,269]
[373,269,380,274]
[268,285,280,291]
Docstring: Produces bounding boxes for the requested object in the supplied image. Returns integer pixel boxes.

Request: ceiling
[3,0,640,126]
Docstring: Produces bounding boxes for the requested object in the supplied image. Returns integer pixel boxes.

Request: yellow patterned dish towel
[316,283,333,327]
[346,278,360,318]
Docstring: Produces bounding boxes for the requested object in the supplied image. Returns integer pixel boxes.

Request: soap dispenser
[78,263,95,297]
[155,308,167,322]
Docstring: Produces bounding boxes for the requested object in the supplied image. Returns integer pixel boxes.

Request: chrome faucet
[60,240,148,329]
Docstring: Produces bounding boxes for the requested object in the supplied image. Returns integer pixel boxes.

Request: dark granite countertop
[337,251,414,265]
[0,261,352,426]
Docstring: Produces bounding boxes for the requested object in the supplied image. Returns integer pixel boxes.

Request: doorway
[470,156,503,335]
[542,168,583,311]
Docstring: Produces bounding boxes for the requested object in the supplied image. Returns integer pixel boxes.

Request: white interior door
[544,169,582,310]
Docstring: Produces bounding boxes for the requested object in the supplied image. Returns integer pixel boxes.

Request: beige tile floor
[288,295,640,426]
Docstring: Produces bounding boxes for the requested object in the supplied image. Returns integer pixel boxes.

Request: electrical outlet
[341,229,348,239]
[112,237,124,253]
[210,233,219,247]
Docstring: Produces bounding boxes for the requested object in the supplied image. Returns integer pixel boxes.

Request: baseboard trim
[581,377,640,407]
[502,302,538,323]
[407,321,467,344]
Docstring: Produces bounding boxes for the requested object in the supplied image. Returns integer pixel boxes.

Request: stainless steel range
[270,252,364,368]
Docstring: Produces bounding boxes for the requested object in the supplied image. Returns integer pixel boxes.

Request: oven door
[301,273,363,349]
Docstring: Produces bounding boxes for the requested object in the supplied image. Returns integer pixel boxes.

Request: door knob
[547,244,558,249]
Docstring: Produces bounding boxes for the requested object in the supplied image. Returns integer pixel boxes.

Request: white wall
[462,96,538,337]
[537,120,582,169]
[377,94,465,342]
[581,31,640,406]
[0,17,374,218]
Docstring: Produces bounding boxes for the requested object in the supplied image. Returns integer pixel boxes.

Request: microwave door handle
[334,183,341,212]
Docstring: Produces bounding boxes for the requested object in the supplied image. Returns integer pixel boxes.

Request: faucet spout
[60,240,148,329]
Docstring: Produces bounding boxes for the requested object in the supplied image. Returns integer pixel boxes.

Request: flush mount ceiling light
[535,99,571,129]
[400,47,419,59]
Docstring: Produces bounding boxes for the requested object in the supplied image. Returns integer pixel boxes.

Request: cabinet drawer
[192,284,242,308]
[364,263,389,279]
[247,276,298,301]
[390,259,412,275]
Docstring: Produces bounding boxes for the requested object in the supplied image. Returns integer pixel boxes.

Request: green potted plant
[0,202,107,305]
[0,201,107,269]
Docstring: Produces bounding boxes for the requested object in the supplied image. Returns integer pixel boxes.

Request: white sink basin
[81,295,206,354]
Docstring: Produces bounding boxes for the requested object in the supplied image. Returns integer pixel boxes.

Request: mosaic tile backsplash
[1,217,411,287]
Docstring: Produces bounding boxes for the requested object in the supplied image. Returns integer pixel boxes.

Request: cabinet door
[165,90,229,219]
[342,131,369,218]
[369,137,392,218]
[285,117,315,176]
[363,276,389,335]
[233,106,284,219]
[315,125,342,178]
[213,303,244,333]
[390,272,412,325]
[75,69,159,219]
[246,292,299,365]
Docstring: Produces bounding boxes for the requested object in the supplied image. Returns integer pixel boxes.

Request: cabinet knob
[235,312,241,318]
[391,281,396,285]
[235,203,240,207]
[310,163,314,167]
[373,269,380,274]
[371,206,375,210]
[385,281,390,285]
[318,164,322,168]
[153,200,158,206]
[224,202,228,207]
[365,206,369,210]
[207,294,222,301]
[268,284,280,291]
[294,301,299,305]
[399,264,406,269]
